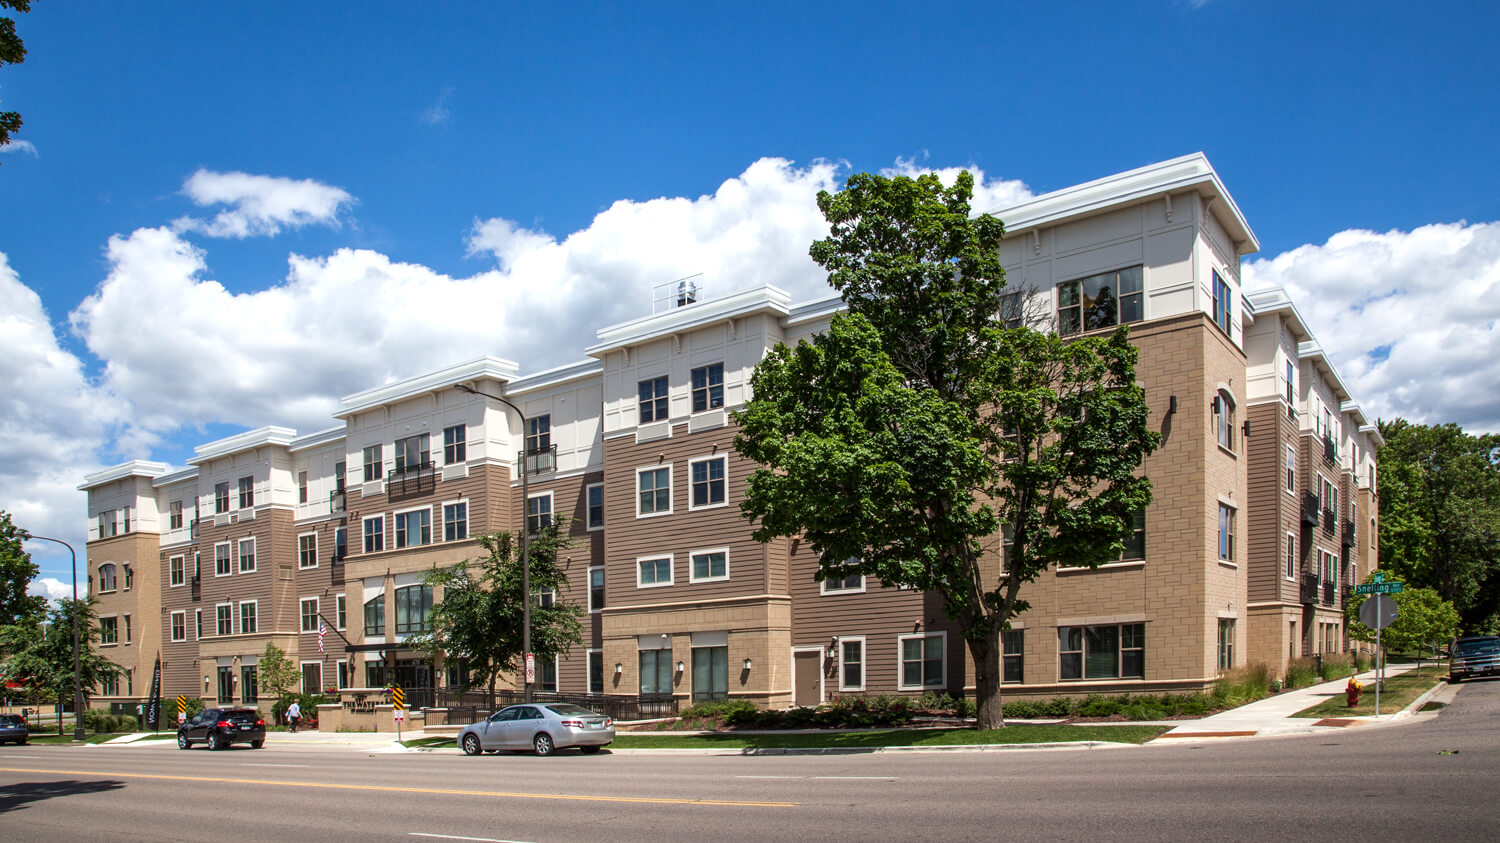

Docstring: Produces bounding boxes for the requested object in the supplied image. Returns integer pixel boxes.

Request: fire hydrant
[1345,677,1363,707]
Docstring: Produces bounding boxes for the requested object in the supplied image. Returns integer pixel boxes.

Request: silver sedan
[458,703,614,757]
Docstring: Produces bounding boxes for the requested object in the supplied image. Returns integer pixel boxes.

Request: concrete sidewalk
[104,727,426,751]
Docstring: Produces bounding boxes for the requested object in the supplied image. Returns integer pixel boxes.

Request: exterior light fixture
[675,661,685,674]
[742,658,752,671]
[614,663,623,675]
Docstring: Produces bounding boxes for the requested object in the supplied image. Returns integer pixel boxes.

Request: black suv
[177,707,266,750]
[1450,636,1500,683]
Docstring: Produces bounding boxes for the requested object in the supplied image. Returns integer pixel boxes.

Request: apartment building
[80,153,1381,714]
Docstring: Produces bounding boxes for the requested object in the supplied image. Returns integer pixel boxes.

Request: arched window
[1213,389,1236,451]
[98,563,118,592]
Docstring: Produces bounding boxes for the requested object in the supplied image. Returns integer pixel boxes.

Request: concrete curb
[605,741,1132,756]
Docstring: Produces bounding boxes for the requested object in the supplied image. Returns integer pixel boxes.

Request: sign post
[1359,593,1399,715]
[392,686,405,741]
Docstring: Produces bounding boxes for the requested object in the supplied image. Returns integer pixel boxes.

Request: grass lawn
[399,736,457,749]
[22,733,122,745]
[1293,671,1445,718]
[612,724,1168,749]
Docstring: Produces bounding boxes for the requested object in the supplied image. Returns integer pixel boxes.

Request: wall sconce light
[826,636,838,658]
[742,658,752,671]
[1242,420,1252,437]
[1168,395,1178,415]
[675,661,685,674]
[614,663,623,675]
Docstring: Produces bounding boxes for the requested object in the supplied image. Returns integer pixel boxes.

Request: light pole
[21,532,86,741]
[454,382,534,703]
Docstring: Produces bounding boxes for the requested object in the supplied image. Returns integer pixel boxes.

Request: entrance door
[216,666,234,703]
[793,649,822,707]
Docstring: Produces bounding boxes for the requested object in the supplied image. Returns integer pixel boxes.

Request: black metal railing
[1300,573,1320,604]
[1322,509,1336,533]
[1322,581,1337,606]
[330,490,346,512]
[520,444,558,477]
[434,689,678,723]
[1322,435,1336,464]
[388,461,436,499]
[1302,492,1321,526]
[1342,586,1354,609]
[1342,518,1356,547]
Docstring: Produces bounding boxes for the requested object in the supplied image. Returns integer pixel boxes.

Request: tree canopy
[257,643,299,699]
[0,511,48,630]
[0,596,120,718]
[735,170,1159,728]
[0,1,32,156]
[1344,573,1460,655]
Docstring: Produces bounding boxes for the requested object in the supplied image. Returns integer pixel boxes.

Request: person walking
[286,700,301,733]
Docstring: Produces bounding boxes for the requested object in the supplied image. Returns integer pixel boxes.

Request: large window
[214,482,230,514]
[242,666,258,704]
[98,563,118,592]
[237,537,256,573]
[394,508,432,548]
[298,534,318,569]
[363,516,385,553]
[898,633,945,690]
[526,415,550,454]
[300,598,319,633]
[395,433,430,473]
[1217,619,1236,671]
[443,424,467,464]
[692,646,728,702]
[170,611,186,642]
[1003,629,1024,684]
[638,648,673,695]
[301,663,322,696]
[637,466,672,516]
[443,501,468,541]
[586,483,604,530]
[638,376,668,423]
[1212,269,1233,334]
[588,650,604,695]
[1217,503,1236,563]
[395,585,433,634]
[537,656,557,692]
[691,363,724,413]
[99,616,118,644]
[638,555,673,588]
[238,475,255,509]
[1059,623,1145,680]
[526,493,552,533]
[214,543,232,577]
[363,444,383,481]
[239,601,258,635]
[840,638,865,691]
[691,549,728,583]
[97,510,116,538]
[169,500,183,530]
[1057,266,1143,335]
[364,593,386,635]
[216,604,233,636]
[1214,391,1236,450]
[689,456,727,509]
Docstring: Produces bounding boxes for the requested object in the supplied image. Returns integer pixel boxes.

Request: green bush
[1320,653,1355,680]
[1077,694,1124,717]
[1120,700,1168,720]
[1285,657,1320,689]
[952,697,975,718]
[680,699,756,720]
[1213,663,1272,706]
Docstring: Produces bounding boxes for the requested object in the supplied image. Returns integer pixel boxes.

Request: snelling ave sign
[1355,581,1404,595]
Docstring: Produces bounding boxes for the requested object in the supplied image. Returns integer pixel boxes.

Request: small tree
[257,643,299,700]
[0,597,120,734]
[0,511,48,631]
[1346,573,1460,672]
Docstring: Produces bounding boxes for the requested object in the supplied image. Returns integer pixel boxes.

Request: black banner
[146,655,161,730]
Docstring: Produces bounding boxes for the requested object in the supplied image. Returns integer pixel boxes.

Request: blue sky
[4,0,1499,590]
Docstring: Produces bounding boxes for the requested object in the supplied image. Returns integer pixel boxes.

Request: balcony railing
[520,444,558,477]
[1342,518,1356,548]
[388,460,436,500]
[330,489,346,512]
[1321,581,1337,606]
[1300,573,1320,604]
[1301,492,1321,526]
[1322,509,1336,533]
[1322,435,1336,464]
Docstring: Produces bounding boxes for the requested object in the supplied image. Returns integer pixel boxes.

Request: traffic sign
[1355,581,1404,595]
[1359,594,1398,630]
[525,653,535,685]
[393,708,405,722]
[391,686,405,712]
[1371,572,1386,584]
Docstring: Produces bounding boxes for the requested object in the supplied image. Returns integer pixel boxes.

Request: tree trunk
[968,625,1005,729]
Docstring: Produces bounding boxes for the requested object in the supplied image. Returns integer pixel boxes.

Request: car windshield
[1456,638,1500,655]
[0,715,23,726]
[223,711,259,723]
[544,704,598,717]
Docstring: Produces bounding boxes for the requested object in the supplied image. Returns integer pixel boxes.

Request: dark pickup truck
[1450,635,1500,683]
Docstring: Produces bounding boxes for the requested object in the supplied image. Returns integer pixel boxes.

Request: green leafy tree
[256,643,299,700]
[1377,419,1500,631]
[0,597,121,733]
[0,511,48,630]
[1,1,32,155]
[408,524,584,707]
[1345,573,1460,662]
[735,171,1159,729]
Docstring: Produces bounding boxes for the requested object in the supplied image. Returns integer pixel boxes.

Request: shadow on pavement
[0,778,126,813]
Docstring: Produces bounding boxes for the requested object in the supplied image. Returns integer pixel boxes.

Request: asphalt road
[2,679,1497,842]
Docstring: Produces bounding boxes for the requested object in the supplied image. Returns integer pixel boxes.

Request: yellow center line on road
[0,766,798,808]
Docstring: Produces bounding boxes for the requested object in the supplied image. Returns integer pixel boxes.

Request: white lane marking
[813,776,896,780]
[735,775,800,779]
[241,763,311,768]
[409,834,537,843]
[3,755,43,759]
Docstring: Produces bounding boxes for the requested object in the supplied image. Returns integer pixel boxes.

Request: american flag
[318,620,326,654]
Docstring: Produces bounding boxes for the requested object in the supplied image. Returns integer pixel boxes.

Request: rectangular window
[638,375,668,423]
[638,648,673,695]
[394,507,432,548]
[97,510,115,538]
[238,475,254,509]
[1285,359,1295,405]
[690,549,728,582]
[395,433,430,473]
[691,363,724,413]
[298,470,308,504]
[691,646,728,702]
[363,444,383,481]
[689,456,727,509]
[101,674,119,696]
[169,555,185,587]
[1286,445,1297,493]
[170,500,184,530]
[443,501,468,541]
[300,597,320,633]
[214,482,229,514]
[335,527,347,560]
[637,555,673,587]
[821,560,864,594]
[170,611,186,642]
[364,593,385,636]
[242,666,258,704]
[586,483,604,530]
[301,663,322,696]
[363,516,385,553]
[589,566,605,612]
[98,564,117,592]
[335,461,346,492]
[214,542,232,577]
[1003,629,1024,684]
[336,594,347,630]
[1059,623,1145,680]
[526,493,552,533]
[122,506,131,533]
[588,650,604,695]
[395,585,433,634]
[1212,269,1233,334]
[195,609,202,640]
[899,633,946,690]
[538,656,557,692]
[216,604,232,636]
[124,565,133,590]
[443,424,467,464]
[537,587,555,609]
[100,616,118,645]
[337,661,350,690]
[637,466,672,516]
[1121,508,1146,561]
[1217,619,1236,671]
[1057,266,1143,335]
[239,601,257,635]
[840,638,864,691]
[1217,504,1236,563]
[526,415,551,454]
[1285,533,1297,580]
[237,537,256,573]
[298,534,318,569]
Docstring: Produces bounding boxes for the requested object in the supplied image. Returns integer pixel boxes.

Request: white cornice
[78,460,170,490]
[189,426,298,464]
[289,425,347,453]
[587,286,792,357]
[153,467,199,488]
[337,356,519,418]
[782,292,846,328]
[1245,287,1313,343]
[508,358,603,396]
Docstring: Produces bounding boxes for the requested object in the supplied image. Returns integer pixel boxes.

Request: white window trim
[170,610,187,642]
[1217,502,1237,567]
[335,593,347,630]
[299,660,324,694]
[585,482,605,531]
[441,497,469,542]
[635,464,674,518]
[168,555,185,588]
[587,648,604,695]
[214,602,233,637]
[298,531,319,569]
[896,630,947,692]
[821,572,866,595]
[588,565,604,614]
[194,608,202,641]
[97,563,118,593]
[363,515,385,552]
[98,613,119,646]
[636,553,675,589]
[688,547,730,584]
[687,454,729,511]
[392,504,433,549]
[300,597,321,633]
[214,542,233,578]
[336,659,350,690]
[526,491,554,532]
[838,634,867,692]
[1285,444,1298,495]
[1284,531,1298,582]
[237,536,257,573]
[238,599,259,635]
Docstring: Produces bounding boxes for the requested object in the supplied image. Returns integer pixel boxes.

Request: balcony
[330,489,346,512]
[1321,581,1337,606]
[388,460,436,500]
[1301,492,1321,526]
[1342,518,1356,548]
[1322,435,1336,464]
[520,444,558,477]
[1322,509,1336,533]
[1300,573,1320,604]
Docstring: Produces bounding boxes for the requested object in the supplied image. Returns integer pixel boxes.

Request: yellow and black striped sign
[176,695,187,717]
[391,687,405,712]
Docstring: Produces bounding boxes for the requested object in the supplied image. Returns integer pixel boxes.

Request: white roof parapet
[588,286,793,357]
[153,466,200,487]
[508,358,604,396]
[78,460,171,491]
[1340,400,1370,429]
[1359,423,1387,448]
[990,152,1260,255]
[782,291,846,329]
[288,425,347,453]
[189,425,298,464]
[1245,287,1314,344]
[337,356,519,419]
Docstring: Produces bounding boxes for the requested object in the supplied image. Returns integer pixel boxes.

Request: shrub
[680,699,756,720]
[952,697,975,718]
[1320,653,1355,680]
[1120,700,1167,721]
[1284,657,1320,689]
[1077,694,1124,718]
[1213,663,1272,707]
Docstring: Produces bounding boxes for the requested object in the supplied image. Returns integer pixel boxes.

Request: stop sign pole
[1359,593,1399,715]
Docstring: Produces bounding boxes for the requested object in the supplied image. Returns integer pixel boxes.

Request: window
[1003,629,1024,684]
[1211,269,1233,334]
[240,601,258,635]
[170,611,186,642]
[123,614,131,642]
[395,433,429,472]
[537,588,555,608]
[1285,359,1295,405]
[586,483,604,530]
[444,424,467,464]
[839,638,865,691]
[195,609,202,640]
[193,552,200,580]
[526,415,551,454]
[364,593,386,635]
[122,506,131,533]
[337,661,350,690]
[169,555,184,587]
[691,363,724,412]
[638,375,668,423]
[1000,292,1024,330]
[237,537,256,573]
[690,456,727,509]
[170,500,183,530]
[588,650,604,695]
[294,533,317,569]
[97,509,117,538]
[638,555,673,587]
[1121,508,1146,561]
[898,633,946,690]
[1217,619,1236,671]
[1286,445,1297,493]
[363,444,383,481]
[538,656,557,692]
[301,663,322,696]
[1217,504,1236,563]
[335,594,347,630]
[300,598,320,633]
[1057,266,1143,335]
[821,559,864,594]
[214,482,230,514]
[1318,475,1338,518]
[443,501,468,541]
[639,648,673,695]
[526,493,552,533]
[124,565,133,590]
[216,604,232,636]
[363,516,385,553]
[1059,623,1145,680]
[101,674,119,696]
[100,616,118,645]
[242,666,258,703]
[394,507,432,548]
[98,563,117,592]
[1214,391,1235,450]
[690,549,728,582]
[298,470,308,504]
[238,475,254,509]
[589,566,604,612]
[637,465,672,516]
[335,527,347,560]
[1285,533,1297,580]
[692,646,728,702]
[334,460,346,492]
[395,585,433,634]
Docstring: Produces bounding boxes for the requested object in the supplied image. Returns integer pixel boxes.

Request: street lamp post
[21,533,86,741]
[454,382,534,704]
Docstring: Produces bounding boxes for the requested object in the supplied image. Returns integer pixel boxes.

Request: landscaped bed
[1292,671,1446,718]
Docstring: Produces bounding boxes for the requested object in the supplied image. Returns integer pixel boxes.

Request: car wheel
[533,732,554,757]
[580,744,601,754]
[462,734,482,756]
[177,733,190,750]
[251,739,264,749]
[208,732,224,751]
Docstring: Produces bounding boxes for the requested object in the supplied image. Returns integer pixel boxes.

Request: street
[2,680,1497,842]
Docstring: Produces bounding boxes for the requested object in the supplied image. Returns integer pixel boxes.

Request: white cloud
[1244,221,1500,433]
[27,577,74,606]
[0,139,38,156]
[172,169,354,238]
[420,87,453,126]
[880,156,1035,213]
